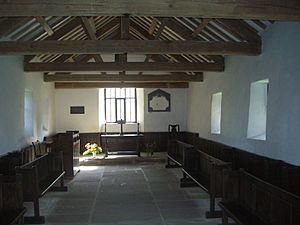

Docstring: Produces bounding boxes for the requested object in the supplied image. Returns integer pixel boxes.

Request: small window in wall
[211,92,222,134]
[247,79,269,140]
[24,89,33,138]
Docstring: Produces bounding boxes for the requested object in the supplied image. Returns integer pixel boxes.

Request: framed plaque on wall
[148,89,171,112]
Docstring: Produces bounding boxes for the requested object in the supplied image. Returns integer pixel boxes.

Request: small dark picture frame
[70,106,85,114]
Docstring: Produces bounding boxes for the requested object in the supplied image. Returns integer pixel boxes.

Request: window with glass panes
[104,88,137,123]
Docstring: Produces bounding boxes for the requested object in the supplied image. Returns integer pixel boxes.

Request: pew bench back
[221,169,300,225]
[167,140,193,166]
[17,152,65,198]
[0,175,26,225]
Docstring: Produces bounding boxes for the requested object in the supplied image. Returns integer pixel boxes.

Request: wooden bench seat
[219,169,300,225]
[181,148,232,218]
[16,152,68,224]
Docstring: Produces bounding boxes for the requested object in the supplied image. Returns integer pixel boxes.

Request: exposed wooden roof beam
[140,17,169,75]
[55,82,189,89]
[81,16,103,62]
[24,62,224,72]
[148,17,159,35]
[162,18,224,63]
[44,73,204,82]
[1,40,261,55]
[116,15,130,75]
[35,16,54,36]
[0,1,299,20]
[88,17,97,33]
[81,16,106,75]
[192,19,211,37]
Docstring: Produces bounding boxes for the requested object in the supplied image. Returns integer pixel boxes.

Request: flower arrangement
[83,143,102,156]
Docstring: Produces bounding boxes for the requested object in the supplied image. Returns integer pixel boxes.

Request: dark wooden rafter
[81,16,103,62]
[75,30,120,63]
[161,18,224,63]
[37,17,120,64]
[0,17,32,38]
[24,17,83,63]
[116,15,130,75]
[187,18,224,42]
[192,18,211,37]
[144,18,168,61]
[132,21,203,80]
[55,82,189,89]
[139,17,169,75]
[44,73,203,82]
[35,16,54,36]
[81,16,106,75]
[24,62,224,72]
[129,22,204,81]
[207,20,237,42]
[216,19,261,42]
[252,20,267,30]
[148,17,159,35]
[0,1,299,20]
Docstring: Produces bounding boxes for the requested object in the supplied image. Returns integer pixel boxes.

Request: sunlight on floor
[79,166,100,171]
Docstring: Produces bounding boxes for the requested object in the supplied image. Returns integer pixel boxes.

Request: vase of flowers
[83,143,102,158]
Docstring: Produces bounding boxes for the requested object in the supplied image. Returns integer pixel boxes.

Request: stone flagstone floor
[24,162,221,225]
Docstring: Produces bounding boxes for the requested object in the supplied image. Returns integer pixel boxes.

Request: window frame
[247,79,269,141]
[104,88,137,123]
[211,92,222,134]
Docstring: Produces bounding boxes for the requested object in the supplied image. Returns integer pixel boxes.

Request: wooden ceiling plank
[35,16,54,36]
[55,82,189,89]
[0,1,299,20]
[44,73,204,82]
[2,40,261,55]
[24,62,224,72]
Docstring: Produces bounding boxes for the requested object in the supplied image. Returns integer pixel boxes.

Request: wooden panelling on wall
[78,131,196,154]
[79,133,101,154]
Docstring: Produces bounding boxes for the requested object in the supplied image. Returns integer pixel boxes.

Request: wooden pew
[16,152,68,224]
[0,174,26,225]
[181,148,232,218]
[166,140,193,168]
[219,169,300,225]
